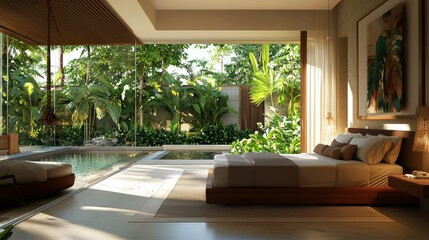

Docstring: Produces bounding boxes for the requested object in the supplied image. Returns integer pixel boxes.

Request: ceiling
[151,0,341,10]
[0,0,341,45]
[107,0,341,44]
[0,0,140,45]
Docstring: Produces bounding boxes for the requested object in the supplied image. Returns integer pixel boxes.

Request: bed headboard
[347,128,422,172]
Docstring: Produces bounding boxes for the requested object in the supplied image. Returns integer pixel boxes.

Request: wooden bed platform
[206,169,418,205]
[206,128,420,205]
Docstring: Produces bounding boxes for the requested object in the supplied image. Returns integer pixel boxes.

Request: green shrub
[190,123,251,144]
[57,126,84,146]
[114,129,135,146]
[135,128,188,146]
[231,110,300,154]
[18,127,49,146]
[21,124,250,147]
[19,126,84,146]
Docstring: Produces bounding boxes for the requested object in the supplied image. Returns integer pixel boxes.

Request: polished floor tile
[7,160,429,240]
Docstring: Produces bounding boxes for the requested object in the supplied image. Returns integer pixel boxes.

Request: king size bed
[206,128,420,205]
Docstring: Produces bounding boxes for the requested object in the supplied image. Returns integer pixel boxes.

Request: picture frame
[357,0,419,120]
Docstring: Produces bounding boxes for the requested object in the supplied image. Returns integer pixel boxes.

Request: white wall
[220,86,240,127]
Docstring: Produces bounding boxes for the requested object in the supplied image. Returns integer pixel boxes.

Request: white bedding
[212,153,402,188]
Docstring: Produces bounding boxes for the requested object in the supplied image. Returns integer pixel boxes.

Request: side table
[388,175,429,199]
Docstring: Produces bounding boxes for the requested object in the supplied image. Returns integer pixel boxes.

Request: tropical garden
[0,36,302,153]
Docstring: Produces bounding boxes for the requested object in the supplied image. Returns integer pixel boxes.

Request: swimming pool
[40,152,144,177]
[28,150,147,178]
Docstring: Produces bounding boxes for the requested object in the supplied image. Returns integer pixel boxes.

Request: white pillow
[378,134,402,164]
[335,133,363,144]
[349,136,393,164]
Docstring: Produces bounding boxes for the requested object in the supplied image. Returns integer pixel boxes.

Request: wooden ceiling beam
[0,0,142,45]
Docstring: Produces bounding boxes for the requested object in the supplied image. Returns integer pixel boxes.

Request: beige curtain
[0,32,3,135]
[305,30,337,152]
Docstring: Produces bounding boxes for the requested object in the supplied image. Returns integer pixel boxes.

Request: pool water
[160,151,220,160]
[34,152,146,177]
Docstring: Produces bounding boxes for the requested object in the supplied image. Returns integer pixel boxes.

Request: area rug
[129,169,394,223]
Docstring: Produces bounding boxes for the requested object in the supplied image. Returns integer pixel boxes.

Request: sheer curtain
[305,30,337,152]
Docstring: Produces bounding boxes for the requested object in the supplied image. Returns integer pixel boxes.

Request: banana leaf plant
[62,76,121,131]
[5,37,45,138]
[146,76,191,133]
[187,81,236,130]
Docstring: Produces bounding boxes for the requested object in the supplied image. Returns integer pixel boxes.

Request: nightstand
[388,175,429,199]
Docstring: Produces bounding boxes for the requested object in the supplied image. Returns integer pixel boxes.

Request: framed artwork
[357,0,419,119]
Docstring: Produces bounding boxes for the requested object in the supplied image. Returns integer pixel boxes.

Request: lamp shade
[325,112,334,125]
[413,106,429,152]
[324,112,336,144]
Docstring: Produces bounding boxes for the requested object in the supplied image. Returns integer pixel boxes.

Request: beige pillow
[340,144,358,160]
[322,146,342,159]
[335,133,363,144]
[378,134,402,164]
[349,136,393,164]
[314,143,329,155]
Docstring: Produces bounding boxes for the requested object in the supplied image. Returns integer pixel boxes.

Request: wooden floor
[5,160,429,240]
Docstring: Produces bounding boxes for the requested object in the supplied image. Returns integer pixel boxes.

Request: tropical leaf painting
[366,3,403,113]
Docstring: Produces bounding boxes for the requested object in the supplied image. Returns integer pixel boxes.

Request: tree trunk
[86,46,91,84]
[139,74,144,127]
[60,45,65,86]
[84,46,91,141]
[161,57,166,76]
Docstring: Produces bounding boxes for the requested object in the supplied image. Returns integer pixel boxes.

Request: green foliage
[18,126,83,146]
[62,45,189,133]
[135,128,188,146]
[112,128,134,146]
[249,44,284,109]
[93,123,249,146]
[275,45,301,114]
[57,127,84,146]
[147,76,191,133]
[190,123,250,144]
[4,37,45,138]
[17,126,50,146]
[248,44,301,117]
[187,81,235,129]
[224,44,261,84]
[3,38,301,147]
[63,77,121,128]
[231,110,301,154]
[177,58,210,83]
[179,44,301,87]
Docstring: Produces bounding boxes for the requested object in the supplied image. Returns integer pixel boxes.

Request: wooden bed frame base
[206,169,419,205]
[0,174,75,206]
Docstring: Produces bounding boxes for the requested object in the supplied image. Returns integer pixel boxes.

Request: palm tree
[63,77,121,138]
[249,44,281,109]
